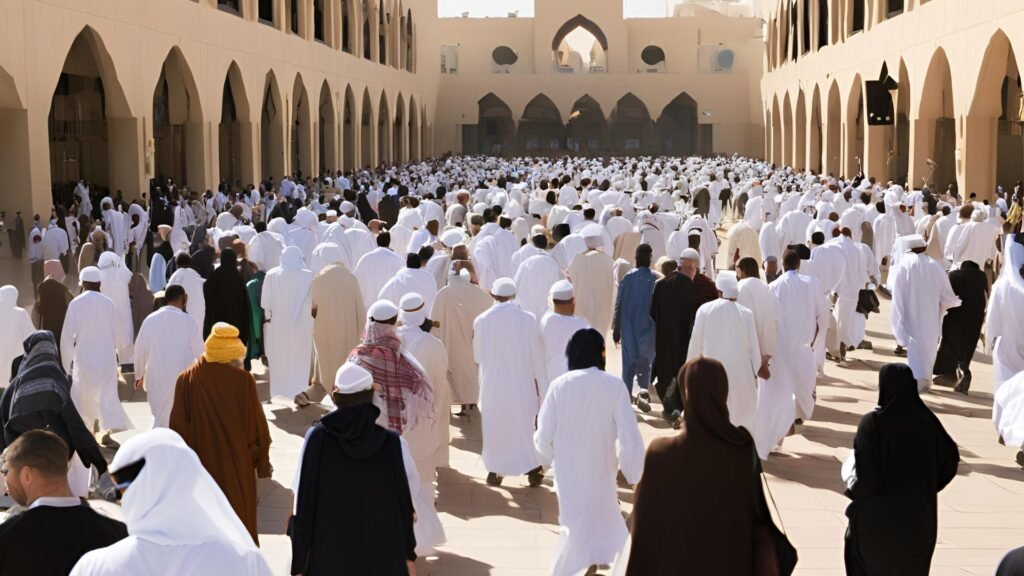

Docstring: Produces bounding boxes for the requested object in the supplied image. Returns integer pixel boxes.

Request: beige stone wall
[762,0,1024,199]
[433,2,765,160]
[0,0,439,218]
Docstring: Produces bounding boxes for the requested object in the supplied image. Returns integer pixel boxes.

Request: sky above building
[437,0,747,18]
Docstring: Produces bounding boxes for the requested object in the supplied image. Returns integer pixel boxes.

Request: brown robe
[128,273,154,337]
[34,278,73,344]
[626,358,755,576]
[169,358,272,544]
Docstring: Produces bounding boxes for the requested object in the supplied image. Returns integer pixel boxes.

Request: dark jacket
[0,501,127,576]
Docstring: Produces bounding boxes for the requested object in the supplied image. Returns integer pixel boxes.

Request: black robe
[202,249,251,344]
[0,501,127,575]
[650,272,696,412]
[933,262,988,375]
[845,364,959,576]
[289,403,416,575]
[378,195,400,229]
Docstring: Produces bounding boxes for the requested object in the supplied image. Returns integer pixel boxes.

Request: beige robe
[569,250,615,337]
[433,275,492,405]
[312,263,365,391]
[725,221,762,268]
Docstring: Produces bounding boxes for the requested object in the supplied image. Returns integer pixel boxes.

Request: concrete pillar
[0,108,35,220]
[909,116,933,190]
[962,115,997,200]
[108,117,145,199]
[25,105,53,218]
[864,124,889,182]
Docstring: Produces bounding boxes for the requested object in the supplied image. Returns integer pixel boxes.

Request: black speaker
[866,81,894,126]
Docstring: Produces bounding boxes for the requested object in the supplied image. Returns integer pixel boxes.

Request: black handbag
[753,453,798,576]
[856,288,880,315]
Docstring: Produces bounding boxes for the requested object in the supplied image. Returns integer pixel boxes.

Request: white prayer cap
[80,266,101,284]
[368,299,399,322]
[549,280,574,301]
[400,293,428,328]
[971,210,987,222]
[680,248,701,262]
[491,277,517,298]
[334,362,373,395]
[531,225,547,238]
[473,202,488,215]
[716,271,739,298]
[399,292,425,312]
[440,228,466,248]
[326,210,338,218]
[340,201,357,214]
[903,234,926,250]
[687,228,702,237]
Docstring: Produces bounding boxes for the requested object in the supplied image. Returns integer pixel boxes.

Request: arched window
[817,0,827,49]
[641,45,666,72]
[289,0,299,34]
[314,0,325,42]
[492,46,518,73]
[551,15,609,74]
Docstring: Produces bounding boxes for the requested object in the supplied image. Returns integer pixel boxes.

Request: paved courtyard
[2,253,1022,575]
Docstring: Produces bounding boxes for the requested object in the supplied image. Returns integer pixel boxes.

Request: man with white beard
[890,235,961,391]
[473,278,547,487]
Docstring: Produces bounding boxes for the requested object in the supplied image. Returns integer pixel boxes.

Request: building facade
[0,0,439,219]
[762,0,1024,199]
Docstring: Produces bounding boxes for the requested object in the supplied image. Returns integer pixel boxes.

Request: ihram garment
[514,254,564,322]
[890,252,961,386]
[133,306,204,428]
[539,312,590,392]
[262,247,314,398]
[98,252,135,363]
[354,247,405,308]
[432,273,492,405]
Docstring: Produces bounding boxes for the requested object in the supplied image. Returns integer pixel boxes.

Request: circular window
[716,49,735,71]
[641,45,666,66]
[492,46,519,66]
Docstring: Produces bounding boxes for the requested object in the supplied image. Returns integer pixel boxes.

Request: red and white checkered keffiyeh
[348,322,434,434]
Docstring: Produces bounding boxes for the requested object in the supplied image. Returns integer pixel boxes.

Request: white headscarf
[280,245,306,271]
[309,242,345,274]
[247,232,284,272]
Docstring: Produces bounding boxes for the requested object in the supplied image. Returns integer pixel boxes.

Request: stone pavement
[2,252,1022,575]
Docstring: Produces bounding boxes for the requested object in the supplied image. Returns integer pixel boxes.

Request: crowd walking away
[6,150,1024,575]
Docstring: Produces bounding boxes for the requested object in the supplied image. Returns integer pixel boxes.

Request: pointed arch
[261,70,285,179]
[153,46,204,188]
[377,90,391,164]
[795,89,807,170]
[551,14,608,51]
[566,95,608,155]
[518,94,562,153]
[783,92,793,167]
[810,85,823,173]
[343,84,356,169]
[292,73,312,178]
[218,61,253,186]
[826,81,841,175]
[360,87,375,167]
[915,48,955,190]
[609,93,655,155]
[846,74,864,178]
[393,92,406,163]
[771,95,783,165]
[474,92,514,156]
[319,80,337,174]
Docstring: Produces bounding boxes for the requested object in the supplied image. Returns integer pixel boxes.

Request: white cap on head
[688,228,702,237]
[680,248,701,261]
[491,277,517,298]
[549,279,574,301]
[326,210,338,218]
[440,228,465,248]
[716,271,739,299]
[334,362,373,395]
[531,225,547,238]
[80,266,101,284]
[971,210,987,222]
[340,201,357,214]
[903,234,926,250]
[368,299,399,322]
[399,292,425,312]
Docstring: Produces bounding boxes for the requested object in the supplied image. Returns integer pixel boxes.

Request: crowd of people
[0,152,1022,575]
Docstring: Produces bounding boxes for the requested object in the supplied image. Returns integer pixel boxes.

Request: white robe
[687,299,761,433]
[948,220,1000,267]
[737,278,779,359]
[354,248,405,308]
[568,250,615,337]
[986,251,1024,390]
[890,253,961,385]
[534,368,645,576]
[725,221,762,267]
[262,249,315,398]
[0,287,35,387]
[60,291,133,431]
[514,254,564,323]
[166,268,206,335]
[539,311,591,394]
[98,254,135,363]
[473,302,546,475]
[378,268,439,316]
[994,371,1024,450]
[134,306,204,428]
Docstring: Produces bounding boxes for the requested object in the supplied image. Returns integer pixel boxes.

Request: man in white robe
[833,230,870,360]
[166,253,207,334]
[97,252,135,364]
[534,329,644,576]
[353,232,405,307]
[986,237,1024,391]
[433,262,493,409]
[568,232,615,337]
[539,280,591,395]
[890,235,961,390]
[60,267,134,443]
[948,210,1000,269]
[473,278,547,486]
[725,217,762,269]
[378,253,439,316]
[0,286,35,387]
[514,253,564,322]
[262,246,315,399]
[133,285,204,428]
[687,272,764,433]
[100,199,129,256]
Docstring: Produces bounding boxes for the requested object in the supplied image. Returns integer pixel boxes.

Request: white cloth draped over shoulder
[890,252,961,385]
[166,267,206,334]
[539,311,591,393]
[354,247,405,308]
[0,286,35,387]
[262,247,315,398]
[514,254,564,323]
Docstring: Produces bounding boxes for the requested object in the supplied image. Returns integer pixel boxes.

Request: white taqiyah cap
[549,280,574,301]
[903,234,926,250]
[326,210,338,218]
[440,228,465,248]
[491,277,517,298]
[340,201,357,214]
[531,225,547,238]
[334,362,373,394]
[716,271,739,299]
[688,228,702,237]
[80,266,101,284]
[680,248,701,261]
[399,292,425,311]
[368,299,399,322]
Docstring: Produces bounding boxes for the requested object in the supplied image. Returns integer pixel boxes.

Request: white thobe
[568,250,615,337]
[345,228,376,268]
[378,268,439,316]
[0,289,35,387]
[737,278,779,359]
[759,222,784,263]
[725,221,762,267]
[534,368,645,576]
[103,208,130,256]
[986,275,1024,390]
[353,248,405,307]
[473,302,546,475]
[133,306,204,427]
[262,260,315,398]
[550,235,587,271]
[687,299,761,433]
[949,220,1000,267]
[70,538,272,576]
[539,311,591,395]
[99,258,135,364]
[833,236,868,348]
[511,244,546,274]
[890,253,961,386]
[166,268,206,334]
[514,254,563,323]
[42,225,69,261]
[60,291,133,431]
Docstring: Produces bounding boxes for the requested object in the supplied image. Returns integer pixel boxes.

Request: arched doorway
[609,93,656,155]
[969,30,1024,198]
[795,90,807,170]
[48,27,133,209]
[517,94,562,154]
[475,93,514,156]
[917,50,956,192]
[318,81,336,175]
[292,74,312,179]
[153,47,204,189]
[826,81,841,175]
[218,62,251,187]
[2,64,33,219]
[565,95,609,155]
[894,60,911,185]
[260,71,284,180]
[658,93,699,157]
[771,96,783,165]
[846,75,864,178]
[551,15,608,73]
[783,93,793,167]
[343,85,355,170]
[393,94,405,163]
[377,92,391,165]
[408,96,419,161]
[810,85,823,173]
[360,89,374,167]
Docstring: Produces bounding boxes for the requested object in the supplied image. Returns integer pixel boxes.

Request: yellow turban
[204,322,247,363]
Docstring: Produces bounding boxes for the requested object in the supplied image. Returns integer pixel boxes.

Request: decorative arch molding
[551,14,609,52]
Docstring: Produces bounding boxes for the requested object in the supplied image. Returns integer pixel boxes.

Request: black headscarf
[201,248,251,343]
[566,328,605,371]
[680,357,752,444]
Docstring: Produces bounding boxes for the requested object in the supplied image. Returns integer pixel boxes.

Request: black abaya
[202,248,251,344]
[933,261,988,376]
[650,272,696,413]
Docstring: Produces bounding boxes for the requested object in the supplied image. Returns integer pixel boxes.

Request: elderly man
[473,278,547,487]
